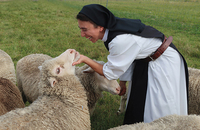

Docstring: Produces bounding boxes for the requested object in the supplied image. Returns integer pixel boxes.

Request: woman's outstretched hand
[72,54,86,66]
[72,52,104,76]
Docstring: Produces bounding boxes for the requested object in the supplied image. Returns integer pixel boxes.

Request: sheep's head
[38,49,80,95]
[83,61,121,95]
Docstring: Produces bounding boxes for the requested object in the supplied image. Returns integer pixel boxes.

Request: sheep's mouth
[73,51,80,62]
[109,90,119,95]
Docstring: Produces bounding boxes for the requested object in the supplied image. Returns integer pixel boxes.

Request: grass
[0,0,199,129]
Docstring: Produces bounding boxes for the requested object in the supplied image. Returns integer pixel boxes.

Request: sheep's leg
[117,90,127,115]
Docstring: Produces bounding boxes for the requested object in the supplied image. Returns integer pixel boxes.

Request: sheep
[188,67,200,115]
[0,49,91,130]
[108,114,200,130]
[16,54,52,103]
[117,67,200,115]
[0,49,24,116]
[75,61,121,115]
[0,77,25,116]
[0,49,16,85]
[16,54,121,115]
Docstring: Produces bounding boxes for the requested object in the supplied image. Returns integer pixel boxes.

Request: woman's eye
[82,29,87,32]
[56,68,60,74]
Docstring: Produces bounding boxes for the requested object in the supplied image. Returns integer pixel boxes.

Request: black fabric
[135,25,165,40]
[123,60,149,124]
[78,4,145,34]
[104,25,165,51]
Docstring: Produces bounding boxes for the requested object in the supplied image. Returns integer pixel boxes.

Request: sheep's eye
[56,68,60,74]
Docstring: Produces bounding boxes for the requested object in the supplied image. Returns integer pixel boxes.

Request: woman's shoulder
[110,34,141,47]
[108,34,142,54]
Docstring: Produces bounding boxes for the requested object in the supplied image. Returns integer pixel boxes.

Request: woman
[72,4,188,124]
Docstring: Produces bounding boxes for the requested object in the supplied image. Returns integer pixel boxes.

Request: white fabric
[102,33,188,123]
[119,63,135,81]
[102,29,109,42]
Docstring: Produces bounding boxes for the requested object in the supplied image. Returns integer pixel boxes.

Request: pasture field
[0,0,199,129]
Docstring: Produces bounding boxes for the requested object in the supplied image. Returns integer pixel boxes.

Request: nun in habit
[72,4,188,124]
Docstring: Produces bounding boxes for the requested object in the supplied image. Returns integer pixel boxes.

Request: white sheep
[0,49,91,130]
[117,67,200,115]
[108,114,200,130]
[75,61,121,115]
[188,67,200,115]
[16,54,52,103]
[0,77,25,116]
[0,49,16,85]
[16,54,121,115]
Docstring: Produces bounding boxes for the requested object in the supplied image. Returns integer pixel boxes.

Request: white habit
[102,29,188,123]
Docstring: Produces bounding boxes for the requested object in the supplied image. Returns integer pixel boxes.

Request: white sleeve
[103,34,142,80]
[119,62,135,81]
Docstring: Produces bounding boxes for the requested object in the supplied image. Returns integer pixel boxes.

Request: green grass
[0,0,199,129]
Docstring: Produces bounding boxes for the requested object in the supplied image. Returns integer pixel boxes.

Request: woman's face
[78,20,104,43]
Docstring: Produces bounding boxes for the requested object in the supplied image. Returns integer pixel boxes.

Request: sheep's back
[0,95,90,130]
[16,54,52,103]
[0,49,16,85]
[188,67,200,114]
[108,114,200,130]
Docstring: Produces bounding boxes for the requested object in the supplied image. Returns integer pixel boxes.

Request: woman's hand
[72,54,86,66]
[72,53,104,76]
[119,81,127,96]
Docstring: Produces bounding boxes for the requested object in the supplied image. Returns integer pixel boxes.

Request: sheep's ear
[48,77,57,87]
[83,67,95,73]
[38,66,42,71]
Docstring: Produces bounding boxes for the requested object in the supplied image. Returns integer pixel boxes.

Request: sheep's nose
[116,86,121,94]
[69,49,75,54]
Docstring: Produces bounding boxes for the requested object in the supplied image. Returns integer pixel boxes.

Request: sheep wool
[0,49,16,85]
[17,53,120,116]
[75,64,103,115]
[75,61,120,115]
[0,49,91,130]
[16,54,52,103]
[108,114,200,130]
[0,77,25,116]
[188,67,200,114]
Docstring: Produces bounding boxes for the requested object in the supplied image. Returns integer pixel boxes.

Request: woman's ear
[48,77,57,87]
[99,26,105,32]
